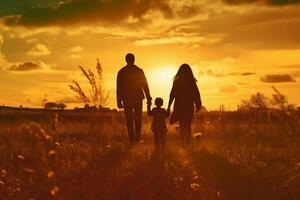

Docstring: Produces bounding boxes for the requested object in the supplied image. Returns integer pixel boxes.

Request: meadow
[0,108,300,200]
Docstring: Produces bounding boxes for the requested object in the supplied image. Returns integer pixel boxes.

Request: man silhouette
[117,53,152,145]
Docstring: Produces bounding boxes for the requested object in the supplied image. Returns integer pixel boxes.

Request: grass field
[0,109,300,200]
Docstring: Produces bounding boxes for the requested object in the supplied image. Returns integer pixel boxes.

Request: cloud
[260,74,296,83]
[68,45,84,59]
[237,82,249,85]
[27,43,50,56]
[69,54,81,59]
[0,34,7,65]
[291,71,300,77]
[241,72,256,76]
[219,85,238,93]
[223,0,300,5]
[206,69,228,77]
[205,69,256,77]
[69,45,83,53]
[134,35,223,46]
[187,3,300,50]
[0,34,3,45]
[8,61,50,72]
[2,0,172,26]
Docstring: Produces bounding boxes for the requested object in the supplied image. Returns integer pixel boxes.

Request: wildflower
[183,160,190,166]
[192,175,200,181]
[190,183,201,191]
[51,186,59,196]
[55,142,61,146]
[53,114,59,123]
[1,169,7,176]
[48,150,57,157]
[217,191,221,198]
[23,168,35,174]
[44,134,51,141]
[193,132,203,140]
[295,163,300,171]
[47,171,55,178]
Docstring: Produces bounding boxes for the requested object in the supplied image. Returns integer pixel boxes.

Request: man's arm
[167,82,176,111]
[116,71,123,109]
[141,70,152,104]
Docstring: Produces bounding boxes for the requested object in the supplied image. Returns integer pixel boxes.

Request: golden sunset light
[1,0,300,110]
[2,1,300,199]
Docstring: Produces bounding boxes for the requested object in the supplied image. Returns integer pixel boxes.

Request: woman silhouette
[167,64,202,146]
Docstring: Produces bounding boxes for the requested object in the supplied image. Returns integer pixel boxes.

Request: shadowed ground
[0,110,300,199]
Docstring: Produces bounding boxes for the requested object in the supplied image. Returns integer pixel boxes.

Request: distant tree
[44,102,67,110]
[271,86,295,111]
[200,106,207,112]
[69,59,109,108]
[239,92,269,111]
[41,94,48,107]
[219,104,225,112]
[57,103,67,110]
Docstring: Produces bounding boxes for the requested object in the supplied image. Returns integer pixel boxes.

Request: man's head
[125,53,135,65]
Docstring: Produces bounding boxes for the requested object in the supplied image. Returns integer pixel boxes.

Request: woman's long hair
[174,64,197,83]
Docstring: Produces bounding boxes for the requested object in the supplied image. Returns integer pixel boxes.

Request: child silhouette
[147,98,170,148]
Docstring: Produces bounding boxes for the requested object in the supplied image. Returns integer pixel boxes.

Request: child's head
[155,97,163,107]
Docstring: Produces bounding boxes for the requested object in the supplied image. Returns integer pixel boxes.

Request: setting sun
[149,66,177,85]
[147,66,178,102]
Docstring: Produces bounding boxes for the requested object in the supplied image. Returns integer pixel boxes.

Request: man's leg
[123,103,135,145]
[134,101,143,142]
[161,132,166,147]
[154,132,159,147]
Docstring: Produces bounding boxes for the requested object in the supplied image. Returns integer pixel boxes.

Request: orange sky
[1,0,300,110]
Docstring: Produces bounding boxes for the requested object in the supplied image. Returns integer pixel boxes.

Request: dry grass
[0,110,300,200]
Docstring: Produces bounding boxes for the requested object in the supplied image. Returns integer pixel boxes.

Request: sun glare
[147,66,178,100]
[149,66,177,85]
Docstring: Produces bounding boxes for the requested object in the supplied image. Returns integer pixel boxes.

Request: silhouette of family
[117,53,202,147]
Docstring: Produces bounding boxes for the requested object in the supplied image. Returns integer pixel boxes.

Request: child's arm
[147,104,153,116]
[165,108,170,118]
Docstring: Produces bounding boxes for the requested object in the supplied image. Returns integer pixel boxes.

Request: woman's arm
[194,82,202,112]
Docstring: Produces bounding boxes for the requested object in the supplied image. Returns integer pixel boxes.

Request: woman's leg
[179,120,186,146]
[179,119,192,147]
[185,121,192,145]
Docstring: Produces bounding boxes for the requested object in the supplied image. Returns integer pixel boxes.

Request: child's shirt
[148,107,170,133]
